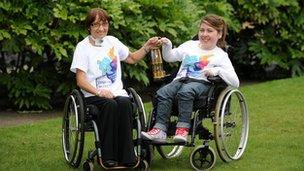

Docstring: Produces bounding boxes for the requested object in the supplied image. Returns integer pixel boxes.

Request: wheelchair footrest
[144,140,193,146]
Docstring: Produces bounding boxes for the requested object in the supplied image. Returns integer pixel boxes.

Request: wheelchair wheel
[156,145,184,159]
[128,88,153,166]
[136,160,149,171]
[62,89,85,167]
[190,145,216,171]
[129,88,147,131]
[83,160,94,171]
[214,87,249,162]
[134,138,153,167]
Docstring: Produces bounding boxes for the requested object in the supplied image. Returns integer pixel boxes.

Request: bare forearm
[125,37,159,64]
[76,69,99,96]
[126,46,149,64]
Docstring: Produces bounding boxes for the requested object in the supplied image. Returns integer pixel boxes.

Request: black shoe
[103,160,118,167]
[123,162,136,167]
[122,158,138,167]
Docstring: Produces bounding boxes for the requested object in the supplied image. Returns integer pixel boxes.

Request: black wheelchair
[145,76,249,170]
[61,88,151,170]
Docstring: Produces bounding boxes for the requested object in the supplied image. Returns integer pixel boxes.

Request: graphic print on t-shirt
[96,47,118,85]
[180,54,212,77]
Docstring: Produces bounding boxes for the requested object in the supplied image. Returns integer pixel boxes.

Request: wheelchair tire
[156,145,184,159]
[62,89,85,167]
[83,160,94,171]
[129,88,147,131]
[128,88,153,167]
[136,160,149,171]
[214,87,249,162]
[142,143,153,165]
[134,131,153,166]
[190,145,216,171]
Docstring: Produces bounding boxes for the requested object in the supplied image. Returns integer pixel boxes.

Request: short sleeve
[108,36,129,61]
[70,43,88,73]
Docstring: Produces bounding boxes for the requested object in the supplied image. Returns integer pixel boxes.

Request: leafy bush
[0,0,199,110]
[0,0,303,110]
[0,70,51,110]
[227,0,304,79]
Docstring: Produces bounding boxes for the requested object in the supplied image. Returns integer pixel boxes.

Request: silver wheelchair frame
[145,76,249,170]
[61,88,151,170]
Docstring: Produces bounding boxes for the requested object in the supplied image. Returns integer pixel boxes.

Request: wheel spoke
[190,145,216,170]
[62,90,85,167]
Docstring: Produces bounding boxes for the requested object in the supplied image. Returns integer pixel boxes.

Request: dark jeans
[85,96,136,164]
[154,78,211,132]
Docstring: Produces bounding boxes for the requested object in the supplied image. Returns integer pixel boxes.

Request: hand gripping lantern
[150,47,166,80]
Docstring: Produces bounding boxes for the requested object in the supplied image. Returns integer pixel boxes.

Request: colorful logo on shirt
[181,54,212,77]
[97,47,118,83]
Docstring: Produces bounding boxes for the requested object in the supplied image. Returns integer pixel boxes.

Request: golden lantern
[150,47,166,80]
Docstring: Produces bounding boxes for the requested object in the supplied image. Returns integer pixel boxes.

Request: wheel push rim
[219,89,249,160]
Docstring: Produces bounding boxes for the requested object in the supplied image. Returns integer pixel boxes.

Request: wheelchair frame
[61,77,249,171]
[62,88,151,170]
[145,77,249,170]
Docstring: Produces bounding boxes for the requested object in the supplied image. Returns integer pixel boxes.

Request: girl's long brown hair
[200,14,227,50]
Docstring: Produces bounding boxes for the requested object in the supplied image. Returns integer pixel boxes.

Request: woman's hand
[96,88,114,99]
[203,68,217,77]
[159,37,170,45]
[126,37,161,64]
[143,37,161,52]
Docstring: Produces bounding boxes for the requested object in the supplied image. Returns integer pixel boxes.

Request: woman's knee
[157,80,181,98]
[156,85,174,100]
[98,99,118,111]
[116,96,132,107]
[116,97,133,117]
[107,98,118,105]
[176,90,195,101]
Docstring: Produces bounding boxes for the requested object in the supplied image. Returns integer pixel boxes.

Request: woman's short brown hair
[85,8,110,30]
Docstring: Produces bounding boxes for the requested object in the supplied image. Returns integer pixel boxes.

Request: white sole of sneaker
[152,138,167,143]
[141,132,153,140]
[173,136,187,143]
[141,132,167,143]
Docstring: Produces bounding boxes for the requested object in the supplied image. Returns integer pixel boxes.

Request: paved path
[0,110,62,128]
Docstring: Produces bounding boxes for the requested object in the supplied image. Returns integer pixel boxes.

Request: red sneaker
[173,127,189,142]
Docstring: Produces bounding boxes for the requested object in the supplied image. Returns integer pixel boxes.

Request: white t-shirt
[70,35,129,97]
[162,40,239,87]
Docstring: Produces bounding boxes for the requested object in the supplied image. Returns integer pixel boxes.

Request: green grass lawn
[1,77,304,170]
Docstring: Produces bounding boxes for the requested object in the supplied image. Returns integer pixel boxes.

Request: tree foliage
[0,0,303,110]
[227,0,304,78]
[0,0,199,110]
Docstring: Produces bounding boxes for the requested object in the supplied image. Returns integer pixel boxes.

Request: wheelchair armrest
[207,76,224,84]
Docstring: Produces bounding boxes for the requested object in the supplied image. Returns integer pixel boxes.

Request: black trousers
[85,96,136,164]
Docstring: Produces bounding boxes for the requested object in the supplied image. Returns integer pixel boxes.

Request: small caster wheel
[83,160,94,171]
[190,145,216,171]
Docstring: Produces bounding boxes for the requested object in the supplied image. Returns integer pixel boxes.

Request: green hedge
[228,0,304,78]
[0,0,199,110]
[0,0,303,110]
